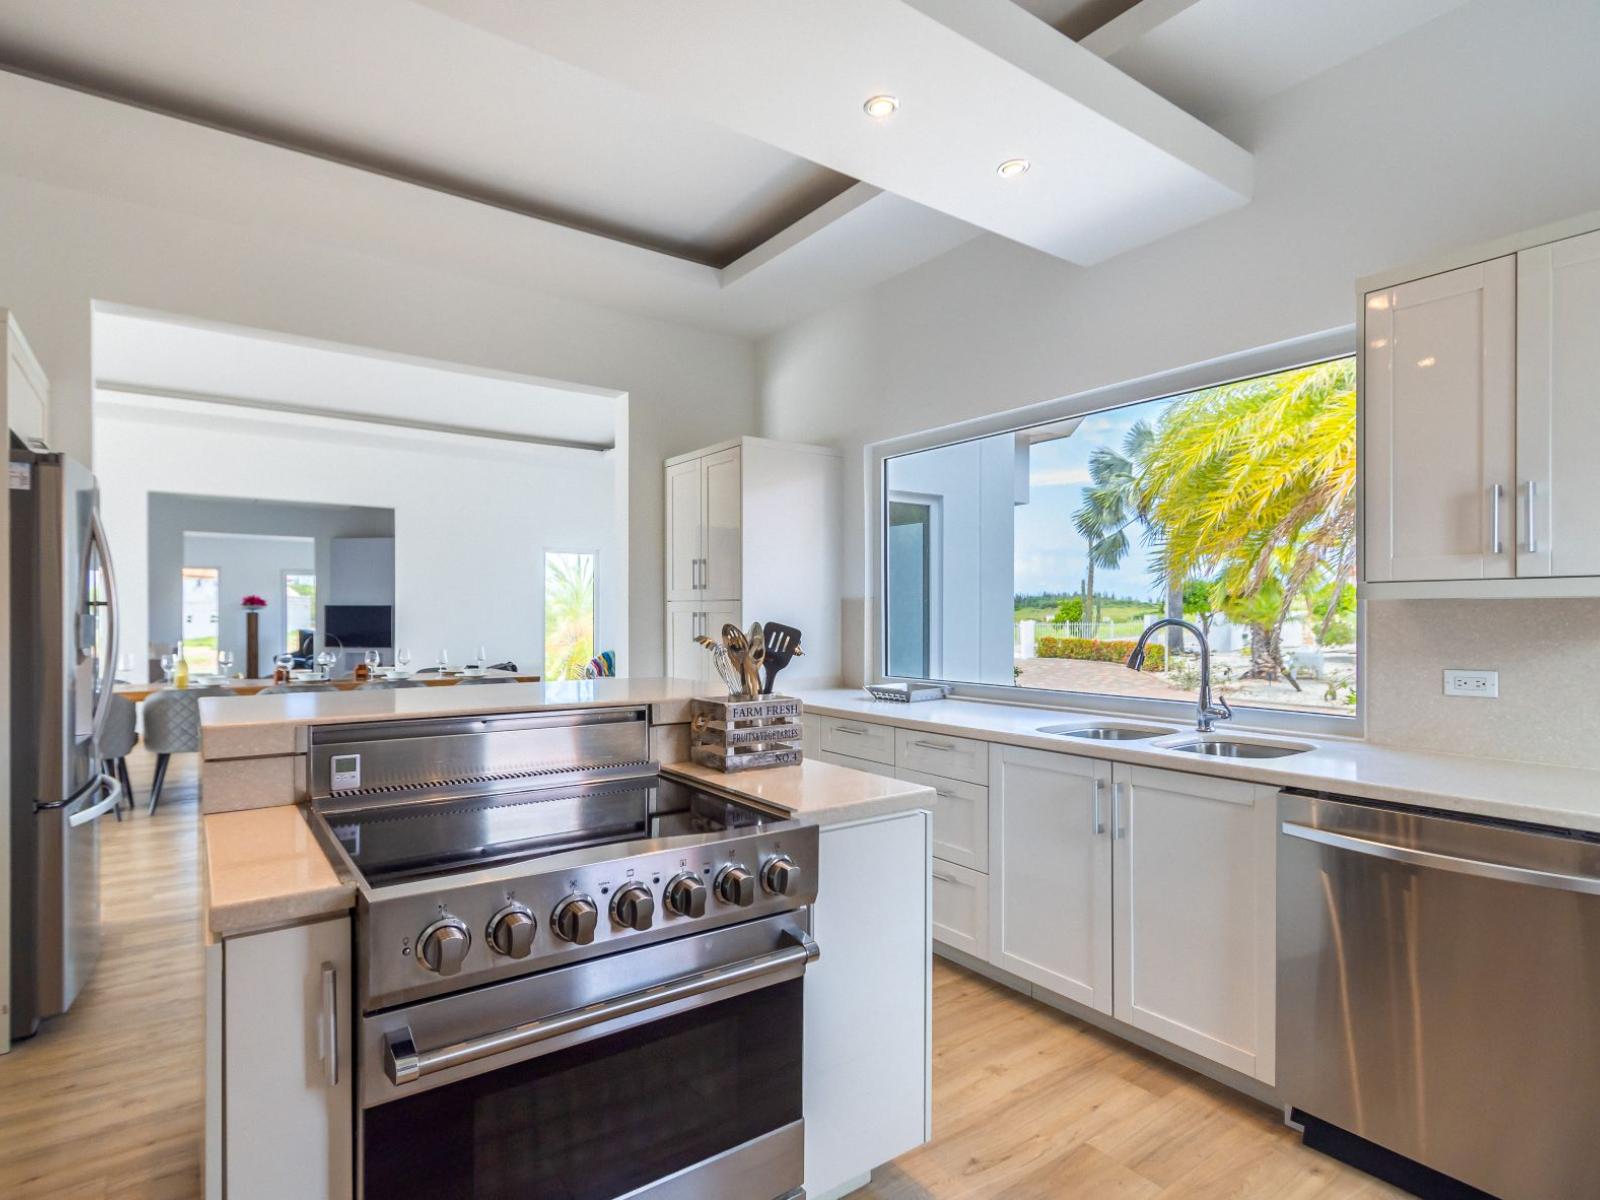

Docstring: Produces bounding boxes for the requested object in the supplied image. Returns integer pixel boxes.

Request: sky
[1012,393,1177,599]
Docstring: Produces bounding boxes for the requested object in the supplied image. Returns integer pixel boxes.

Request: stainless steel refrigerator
[9,447,121,1040]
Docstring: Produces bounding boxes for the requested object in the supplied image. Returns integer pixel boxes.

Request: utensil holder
[690,696,804,772]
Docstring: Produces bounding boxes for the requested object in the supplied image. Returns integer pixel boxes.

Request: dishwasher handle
[1282,821,1600,896]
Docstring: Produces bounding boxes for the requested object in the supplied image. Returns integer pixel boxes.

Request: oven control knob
[417,916,471,976]
[611,883,655,932]
[715,864,757,908]
[552,895,599,945]
[487,904,536,958]
[665,872,708,918]
[762,855,801,897]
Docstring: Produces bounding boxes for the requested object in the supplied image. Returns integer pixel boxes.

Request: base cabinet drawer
[899,767,988,872]
[817,718,895,765]
[815,748,898,779]
[894,727,989,785]
[932,860,989,960]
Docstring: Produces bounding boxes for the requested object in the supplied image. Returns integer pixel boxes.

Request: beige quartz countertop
[200,678,712,758]
[663,758,934,825]
[203,805,354,937]
[797,688,1600,834]
[201,752,932,937]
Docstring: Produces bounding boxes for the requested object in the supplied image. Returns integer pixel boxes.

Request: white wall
[97,401,621,683]
[757,0,1600,766]
[147,494,395,673]
[0,82,757,678]
[178,533,315,669]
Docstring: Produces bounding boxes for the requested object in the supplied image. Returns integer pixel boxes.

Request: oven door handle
[384,928,820,1086]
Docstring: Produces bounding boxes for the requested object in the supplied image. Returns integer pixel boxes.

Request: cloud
[1028,466,1090,487]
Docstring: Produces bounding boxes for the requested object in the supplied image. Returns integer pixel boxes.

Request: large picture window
[882,356,1358,720]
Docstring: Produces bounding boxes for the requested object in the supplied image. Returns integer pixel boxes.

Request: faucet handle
[1209,695,1234,722]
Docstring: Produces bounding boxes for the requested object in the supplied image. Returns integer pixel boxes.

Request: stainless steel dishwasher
[1278,791,1600,1200]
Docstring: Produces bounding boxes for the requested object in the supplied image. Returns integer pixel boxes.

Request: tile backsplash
[1365,598,1600,769]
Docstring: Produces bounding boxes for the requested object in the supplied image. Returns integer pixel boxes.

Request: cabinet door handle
[932,869,957,884]
[1489,483,1503,555]
[320,962,339,1088]
[1524,480,1540,554]
[1113,781,1129,840]
[1092,778,1106,836]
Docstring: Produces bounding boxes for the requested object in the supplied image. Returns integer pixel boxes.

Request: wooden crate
[690,696,804,772]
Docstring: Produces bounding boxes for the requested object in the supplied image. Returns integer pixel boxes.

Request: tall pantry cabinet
[664,438,841,689]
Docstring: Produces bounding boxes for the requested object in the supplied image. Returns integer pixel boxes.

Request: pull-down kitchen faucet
[1126,618,1232,733]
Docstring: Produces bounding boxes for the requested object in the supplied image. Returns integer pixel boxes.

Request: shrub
[1036,636,1165,671]
[1051,596,1084,624]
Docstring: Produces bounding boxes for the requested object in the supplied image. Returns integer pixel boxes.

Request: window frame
[542,547,600,681]
[868,328,1365,738]
[281,569,318,656]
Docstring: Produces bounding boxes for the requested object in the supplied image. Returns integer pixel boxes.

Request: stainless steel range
[307,706,819,1200]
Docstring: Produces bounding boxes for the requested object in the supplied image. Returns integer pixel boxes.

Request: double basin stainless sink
[1035,722,1312,759]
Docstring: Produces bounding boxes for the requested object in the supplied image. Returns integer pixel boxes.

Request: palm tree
[1072,421,1176,640]
[1134,359,1357,684]
[544,553,596,681]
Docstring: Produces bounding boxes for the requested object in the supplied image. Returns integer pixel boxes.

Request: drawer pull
[932,870,957,884]
[835,724,866,736]
[913,739,955,752]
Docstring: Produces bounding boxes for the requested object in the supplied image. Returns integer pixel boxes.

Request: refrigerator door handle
[68,773,124,828]
[87,506,120,748]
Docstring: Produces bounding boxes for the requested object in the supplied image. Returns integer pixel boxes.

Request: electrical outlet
[1443,669,1499,698]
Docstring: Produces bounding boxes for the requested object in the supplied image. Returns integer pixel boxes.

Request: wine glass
[474,644,488,671]
[364,648,382,674]
[159,653,176,683]
[315,649,336,678]
[217,650,235,677]
[436,648,451,675]
[395,646,412,673]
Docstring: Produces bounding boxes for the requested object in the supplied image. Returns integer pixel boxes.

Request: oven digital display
[331,754,362,792]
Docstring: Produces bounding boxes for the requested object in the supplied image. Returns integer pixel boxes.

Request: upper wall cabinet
[1362,215,1600,597]
[665,446,741,603]
[5,311,50,448]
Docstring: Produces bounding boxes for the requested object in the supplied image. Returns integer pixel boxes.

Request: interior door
[989,746,1111,1012]
[664,458,703,603]
[700,447,742,601]
[1363,256,1516,582]
[1517,228,1600,578]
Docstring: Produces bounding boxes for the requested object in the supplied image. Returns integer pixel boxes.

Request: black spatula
[761,622,804,694]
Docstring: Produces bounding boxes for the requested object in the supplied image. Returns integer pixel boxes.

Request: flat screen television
[324,604,393,649]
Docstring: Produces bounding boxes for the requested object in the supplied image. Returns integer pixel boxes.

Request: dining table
[115,668,541,702]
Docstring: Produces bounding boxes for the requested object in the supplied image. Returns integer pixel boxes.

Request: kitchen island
[199,680,934,1200]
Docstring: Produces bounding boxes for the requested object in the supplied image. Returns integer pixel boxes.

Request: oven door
[359,912,816,1200]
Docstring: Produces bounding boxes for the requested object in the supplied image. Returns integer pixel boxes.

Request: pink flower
[241,595,268,608]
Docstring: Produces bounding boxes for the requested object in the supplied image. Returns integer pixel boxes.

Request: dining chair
[142,686,232,815]
[98,693,139,819]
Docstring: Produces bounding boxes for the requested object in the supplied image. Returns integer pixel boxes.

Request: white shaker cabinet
[1517,227,1600,579]
[804,809,931,1200]
[1362,213,1600,597]
[1363,255,1516,584]
[208,915,353,1200]
[988,746,1112,1013]
[664,600,740,683]
[1112,766,1277,1084]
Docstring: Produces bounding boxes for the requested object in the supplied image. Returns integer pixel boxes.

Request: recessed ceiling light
[862,94,899,119]
[997,158,1031,179]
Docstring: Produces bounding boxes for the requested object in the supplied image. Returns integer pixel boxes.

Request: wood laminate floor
[0,750,1399,1199]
